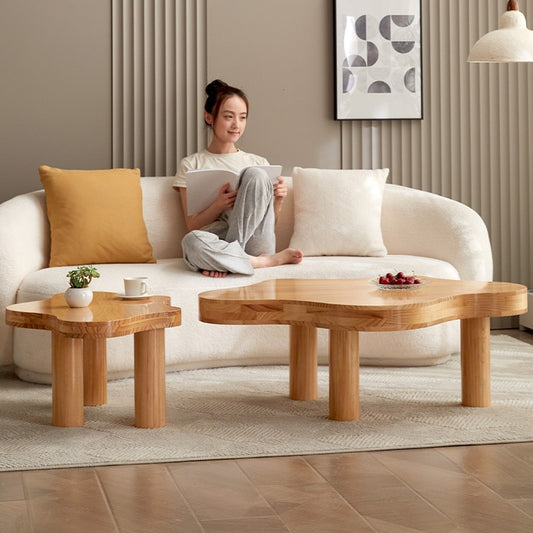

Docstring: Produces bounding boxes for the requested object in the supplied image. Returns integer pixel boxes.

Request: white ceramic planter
[64,287,93,308]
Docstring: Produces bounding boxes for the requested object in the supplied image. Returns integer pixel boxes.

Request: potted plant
[64,265,100,307]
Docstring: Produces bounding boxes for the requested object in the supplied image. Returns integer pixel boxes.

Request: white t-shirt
[173,149,269,188]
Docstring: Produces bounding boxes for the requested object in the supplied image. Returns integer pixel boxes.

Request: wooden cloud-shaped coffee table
[6,292,181,428]
[199,278,527,421]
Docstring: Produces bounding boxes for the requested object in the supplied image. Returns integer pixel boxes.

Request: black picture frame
[334,0,423,120]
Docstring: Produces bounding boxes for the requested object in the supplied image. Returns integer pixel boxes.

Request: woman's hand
[178,183,237,232]
[273,176,287,201]
[273,176,286,223]
[214,183,237,211]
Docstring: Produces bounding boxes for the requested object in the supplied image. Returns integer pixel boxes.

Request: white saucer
[115,292,153,300]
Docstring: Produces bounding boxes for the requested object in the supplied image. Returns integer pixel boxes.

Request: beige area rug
[1,335,532,472]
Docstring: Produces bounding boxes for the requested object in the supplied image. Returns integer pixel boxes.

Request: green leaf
[66,265,100,288]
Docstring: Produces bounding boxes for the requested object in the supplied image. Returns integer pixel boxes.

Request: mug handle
[140,281,147,295]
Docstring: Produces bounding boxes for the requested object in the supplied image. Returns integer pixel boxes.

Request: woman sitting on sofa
[174,79,303,277]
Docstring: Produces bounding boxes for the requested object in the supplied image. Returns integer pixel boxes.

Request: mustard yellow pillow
[39,165,155,267]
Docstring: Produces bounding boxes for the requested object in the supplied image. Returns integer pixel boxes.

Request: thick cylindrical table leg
[83,337,107,406]
[461,317,491,407]
[134,329,166,428]
[289,324,318,401]
[329,329,359,421]
[52,332,84,427]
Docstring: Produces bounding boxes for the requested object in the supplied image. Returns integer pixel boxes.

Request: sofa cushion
[39,166,155,267]
[289,167,388,257]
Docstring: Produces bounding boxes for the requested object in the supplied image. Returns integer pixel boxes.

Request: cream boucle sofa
[0,176,493,384]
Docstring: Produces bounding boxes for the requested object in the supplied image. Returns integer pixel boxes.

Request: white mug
[124,277,148,297]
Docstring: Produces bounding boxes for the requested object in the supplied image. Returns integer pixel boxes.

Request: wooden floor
[1,329,532,533]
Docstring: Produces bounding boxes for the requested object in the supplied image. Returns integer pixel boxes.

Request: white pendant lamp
[468,0,533,62]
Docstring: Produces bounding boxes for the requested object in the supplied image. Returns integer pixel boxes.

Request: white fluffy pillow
[288,167,389,256]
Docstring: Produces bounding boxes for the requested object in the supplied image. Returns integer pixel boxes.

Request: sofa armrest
[381,184,493,281]
[0,191,50,366]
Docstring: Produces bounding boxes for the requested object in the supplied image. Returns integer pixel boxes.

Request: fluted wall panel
[112,0,207,176]
[342,0,533,297]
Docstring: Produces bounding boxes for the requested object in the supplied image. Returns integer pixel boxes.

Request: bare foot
[201,270,228,278]
[249,248,304,269]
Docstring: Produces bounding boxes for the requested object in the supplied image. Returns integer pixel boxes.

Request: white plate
[115,293,153,299]
[369,279,430,291]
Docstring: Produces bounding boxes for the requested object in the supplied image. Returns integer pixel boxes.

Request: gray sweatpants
[181,167,275,275]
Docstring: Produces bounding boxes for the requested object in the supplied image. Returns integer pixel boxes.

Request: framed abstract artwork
[334,0,422,120]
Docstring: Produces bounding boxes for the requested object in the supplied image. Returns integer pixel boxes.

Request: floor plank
[0,500,30,532]
[374,447,533,532]
[239,456,375,532]
[307,452,457,532]
[97,463,203,532]
[22,468,117,532]
[167,460,275,522]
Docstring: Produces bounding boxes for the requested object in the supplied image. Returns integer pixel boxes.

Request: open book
[184,165,282,215]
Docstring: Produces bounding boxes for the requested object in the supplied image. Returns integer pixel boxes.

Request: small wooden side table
[6,292,181,428]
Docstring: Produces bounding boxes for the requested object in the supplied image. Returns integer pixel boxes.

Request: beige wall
[206,0,341,174]
[0,0,111,203]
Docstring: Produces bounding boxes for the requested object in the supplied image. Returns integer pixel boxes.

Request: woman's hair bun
[203,79,248,123]
[206,79,228,96]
